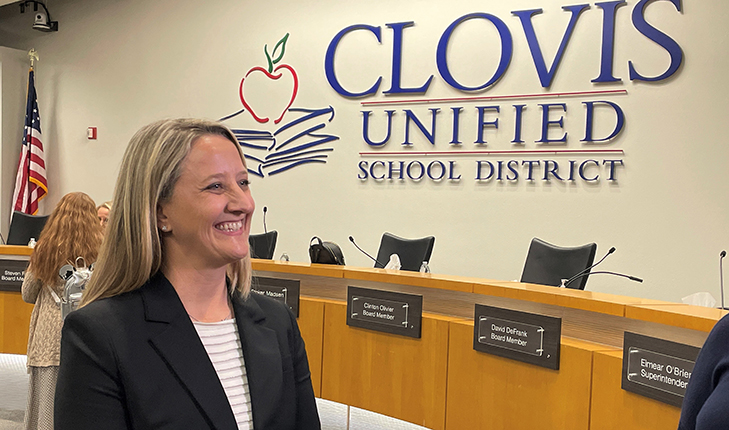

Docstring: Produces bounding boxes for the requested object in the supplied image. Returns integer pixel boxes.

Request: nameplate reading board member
[54,119,321,430]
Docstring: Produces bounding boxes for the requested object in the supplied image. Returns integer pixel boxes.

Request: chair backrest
[7,211,49,246]
[249,230,278,259]
[519,237,597,290]
[374,232,435,272]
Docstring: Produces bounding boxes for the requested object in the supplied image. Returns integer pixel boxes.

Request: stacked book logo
[221,34,339,177]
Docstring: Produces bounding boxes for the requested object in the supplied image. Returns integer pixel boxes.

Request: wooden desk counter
[0,291,33,354]
[253,260,723,334]
[252,261,716,429]
[0,245,33,354]
[625,303,729,333]
[0,245,33,256]
[590,349,681,430]
[320,302,454,430]
[251,259,345,278]
[343,266,479,293]
[252,261,716,349]
[297,297,328,398]
[0,259,721,429]
[474,280,671,318]
[446,319,611,430]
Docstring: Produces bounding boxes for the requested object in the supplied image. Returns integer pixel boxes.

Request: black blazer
[55,273,320,430]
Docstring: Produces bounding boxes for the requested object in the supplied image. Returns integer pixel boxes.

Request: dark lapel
[141,274,237,430]
[233,292,284,428]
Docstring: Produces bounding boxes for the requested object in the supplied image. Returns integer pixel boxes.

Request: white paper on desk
[681,292,717,308]
[385,254,401,270]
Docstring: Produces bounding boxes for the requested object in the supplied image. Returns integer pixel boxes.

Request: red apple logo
[239,33,299,124]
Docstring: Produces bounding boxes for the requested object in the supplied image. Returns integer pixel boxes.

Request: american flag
[11,69,47,217]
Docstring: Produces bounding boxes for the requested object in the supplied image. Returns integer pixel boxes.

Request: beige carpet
[0,354,26,429]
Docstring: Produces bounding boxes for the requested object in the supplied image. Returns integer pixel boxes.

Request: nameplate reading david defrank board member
[473,304,561,370]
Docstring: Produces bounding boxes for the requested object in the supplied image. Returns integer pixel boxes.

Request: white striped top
[192,318,253,430]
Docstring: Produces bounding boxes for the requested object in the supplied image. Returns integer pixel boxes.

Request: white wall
[0,0,727,303]
[0,46,27,237]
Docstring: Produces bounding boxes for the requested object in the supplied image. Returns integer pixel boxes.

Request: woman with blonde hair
[21,192,103,430]
[96,200,112,230]
[55,118,320,429]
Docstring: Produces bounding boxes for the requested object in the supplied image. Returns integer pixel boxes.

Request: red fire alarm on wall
[87,127,97,140]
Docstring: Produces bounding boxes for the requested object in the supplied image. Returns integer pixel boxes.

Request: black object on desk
[249,230,278,259]
[374,232,435,272]
[520,237,597,290]
[7,211,48,246]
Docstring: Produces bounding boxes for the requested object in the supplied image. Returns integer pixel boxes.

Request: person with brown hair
[21,192,103,430]
[55,119,320,429]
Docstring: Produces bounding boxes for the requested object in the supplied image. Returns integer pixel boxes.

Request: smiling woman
[54,119,321,430]
[156,134,255,296]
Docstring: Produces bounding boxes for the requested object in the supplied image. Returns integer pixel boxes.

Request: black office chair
[520,237,597,290]
[7,211,49,246]
[374,232,435,272]
[249,231,278,259]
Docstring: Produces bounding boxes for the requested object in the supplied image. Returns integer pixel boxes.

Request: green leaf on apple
[264,33,290,73]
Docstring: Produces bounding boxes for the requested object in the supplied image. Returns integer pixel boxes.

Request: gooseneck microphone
[561,247,616,288]
[720,250,726,310]
[263,206,268,234]
[349,236,387,268]
[565,271,643,287]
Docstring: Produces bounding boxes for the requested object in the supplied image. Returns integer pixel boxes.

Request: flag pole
[11,48,48,223]
[8,51,37,226]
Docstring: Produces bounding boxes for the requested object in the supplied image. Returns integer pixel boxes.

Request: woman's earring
[160,225,168,232]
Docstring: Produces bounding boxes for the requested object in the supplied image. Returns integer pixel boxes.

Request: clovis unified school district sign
[324,0,683,185]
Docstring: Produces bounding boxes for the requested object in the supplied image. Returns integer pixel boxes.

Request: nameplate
[251,276,300,317]
[0,260,28,292]
[473,304,561,370]
[621,332,700,407]
[346,286,422,338]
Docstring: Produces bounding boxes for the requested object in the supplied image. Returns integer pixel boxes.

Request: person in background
[55,119,320,429]
[21,192,103,430]
[96,201,112,231]
[678,313,729,430]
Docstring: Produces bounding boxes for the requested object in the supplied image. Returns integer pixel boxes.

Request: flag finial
[28,49,38,69]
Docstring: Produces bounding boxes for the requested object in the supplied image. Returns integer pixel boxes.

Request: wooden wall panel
[1,291,33,354]
[297,297,326,397]
[590,350,681,430]
[445,320,603,430]
[0,263,711,429]
[0,292,5,350]
[253,270,710,350]
[320,301,452,430]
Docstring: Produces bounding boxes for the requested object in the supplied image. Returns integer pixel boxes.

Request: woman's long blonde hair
[29,192,103,285]
[82,118,252,305]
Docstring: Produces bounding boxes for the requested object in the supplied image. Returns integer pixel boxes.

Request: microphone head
[348,236,355,242]
[263,206,268,213]
[608,247,616,254]
[722,250,727,258]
